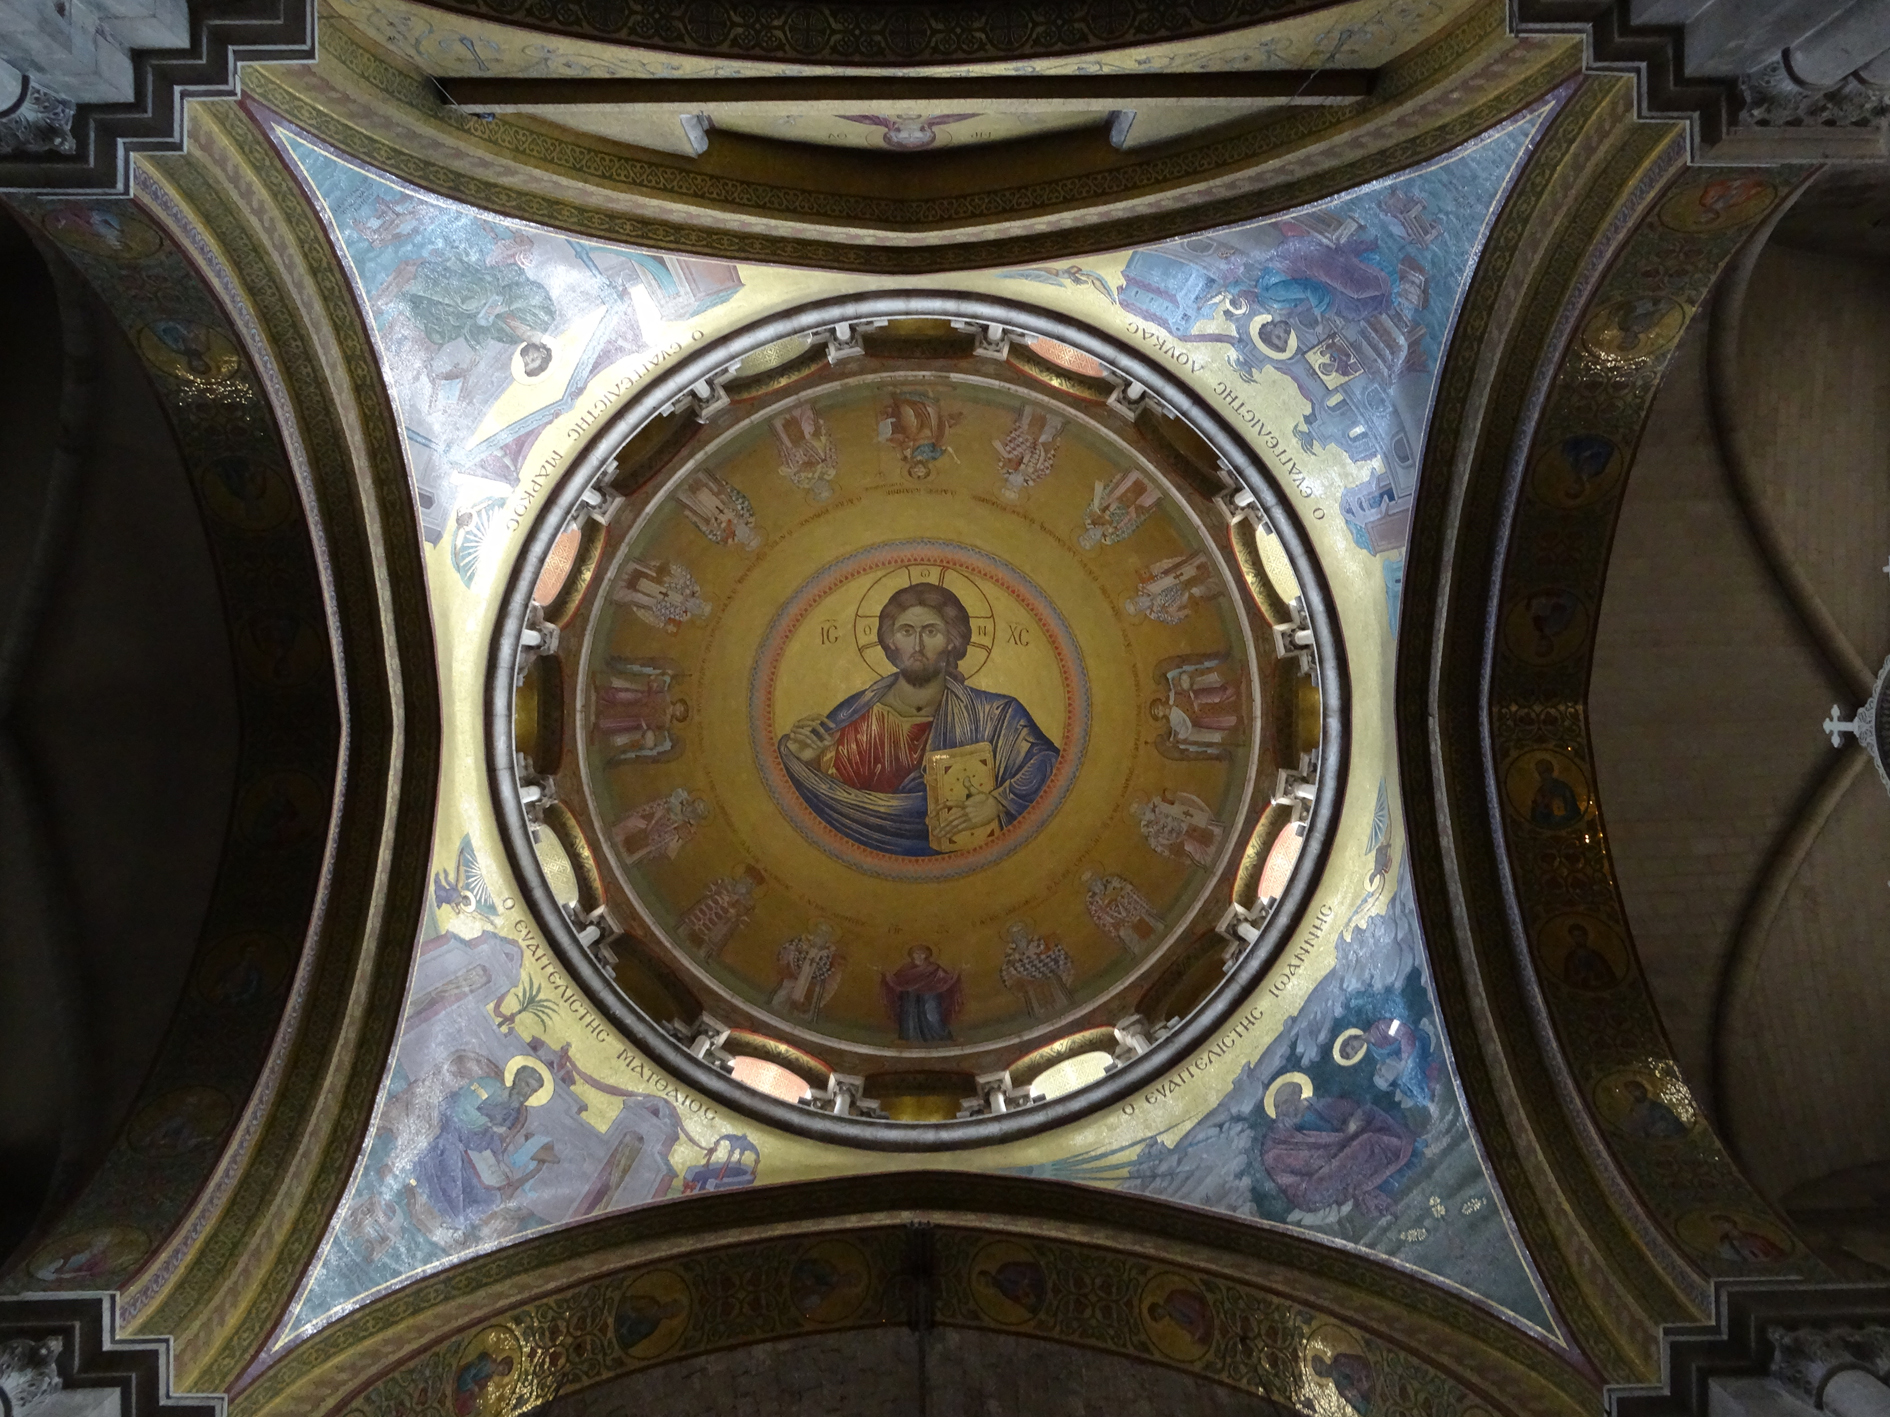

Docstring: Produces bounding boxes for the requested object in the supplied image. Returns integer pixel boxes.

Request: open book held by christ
[925,742,999,852]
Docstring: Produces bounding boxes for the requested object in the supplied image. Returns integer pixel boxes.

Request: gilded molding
[1393,50,1829,1385]
[0,191,341,1328]
[232,1175,1597,1417]
[1484,160,1823,1279]
[1423,104,1703,1383]
[1390,77,1698,1383]
[106,106,444,1396]
[236,6,1579,268]
[396,0,1357,65]
[110,168,344,1330]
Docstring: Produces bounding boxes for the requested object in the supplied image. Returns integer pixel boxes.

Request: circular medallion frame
[752,538,1090,881]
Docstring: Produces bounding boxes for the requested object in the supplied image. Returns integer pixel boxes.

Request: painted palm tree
[495,976,559,1033]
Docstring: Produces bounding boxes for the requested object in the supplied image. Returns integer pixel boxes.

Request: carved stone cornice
[0,0,315,193]
[229,1172,1598,1417]
[1739,58,1890,148]
[1513,0,1890,162]
[235,4,1578,270]
[0,1293,222,1415]
[1607,1283,1890,1417]
[1512,1,1738,155]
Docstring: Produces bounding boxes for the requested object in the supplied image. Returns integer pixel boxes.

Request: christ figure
[778,582,1058,856]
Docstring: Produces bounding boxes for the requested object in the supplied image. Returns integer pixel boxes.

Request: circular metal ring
[487,290,1349,1151]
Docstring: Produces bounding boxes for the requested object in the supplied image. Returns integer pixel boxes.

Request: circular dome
[581,373,1257,1069]
[496,305,1337,1138]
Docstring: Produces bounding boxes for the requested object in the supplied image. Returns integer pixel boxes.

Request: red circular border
[749,540,1091,882]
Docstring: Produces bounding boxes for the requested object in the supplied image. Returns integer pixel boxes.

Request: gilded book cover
[924,742,999,853]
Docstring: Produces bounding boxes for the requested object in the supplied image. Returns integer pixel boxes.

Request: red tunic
[827,704,934,792]
[1260,1098,1414,1216]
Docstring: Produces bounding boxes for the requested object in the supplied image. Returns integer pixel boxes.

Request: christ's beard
[898,655,947,686]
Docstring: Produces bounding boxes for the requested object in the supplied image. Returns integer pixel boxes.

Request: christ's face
[888,606,953,684]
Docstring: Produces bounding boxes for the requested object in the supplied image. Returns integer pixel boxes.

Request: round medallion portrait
[235,606,326,687]
[42,204,164,260]
[969,1239,1047,1325]
[197,450,298,531]
[234,770,328,851]
[615,1269,691,1358]
[451,1325,524,1417]
[1675,1208,1796,1265]
[1534,912,1630,991]
[136,319,242,383]
[29,1226,149,1285]
[195,930,292,1006]
[1303,1322,1374,1417]
[1529,433,1622,508]
[127,1086,233,1157]
[1591,1066,1699,1143]
[1658,175,1775,233]
[1580,295,1686,363]
[1139,1271,1215,1361]
[575,373,1266,1067]
[1502,588,1591,665]
[790,1237,872,1323]
[1501,750,1592,831]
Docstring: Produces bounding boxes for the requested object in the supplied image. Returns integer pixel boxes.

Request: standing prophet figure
[992,405,1064,499]
[772,404,841,500]
[879,945,964,1042]
[778,582,1059,856]
[1083,870,1164,955]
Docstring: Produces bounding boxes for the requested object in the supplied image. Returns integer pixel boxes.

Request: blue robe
[412,1077,521,1227]
[779,674,1059,856]
[893,983,955,1041]
[1370,1026,1435,1109]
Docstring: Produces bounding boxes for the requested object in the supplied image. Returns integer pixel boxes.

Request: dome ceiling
[556,358,1290,1095]
[5,0,1882,1403]
[250,94,1569,1353]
